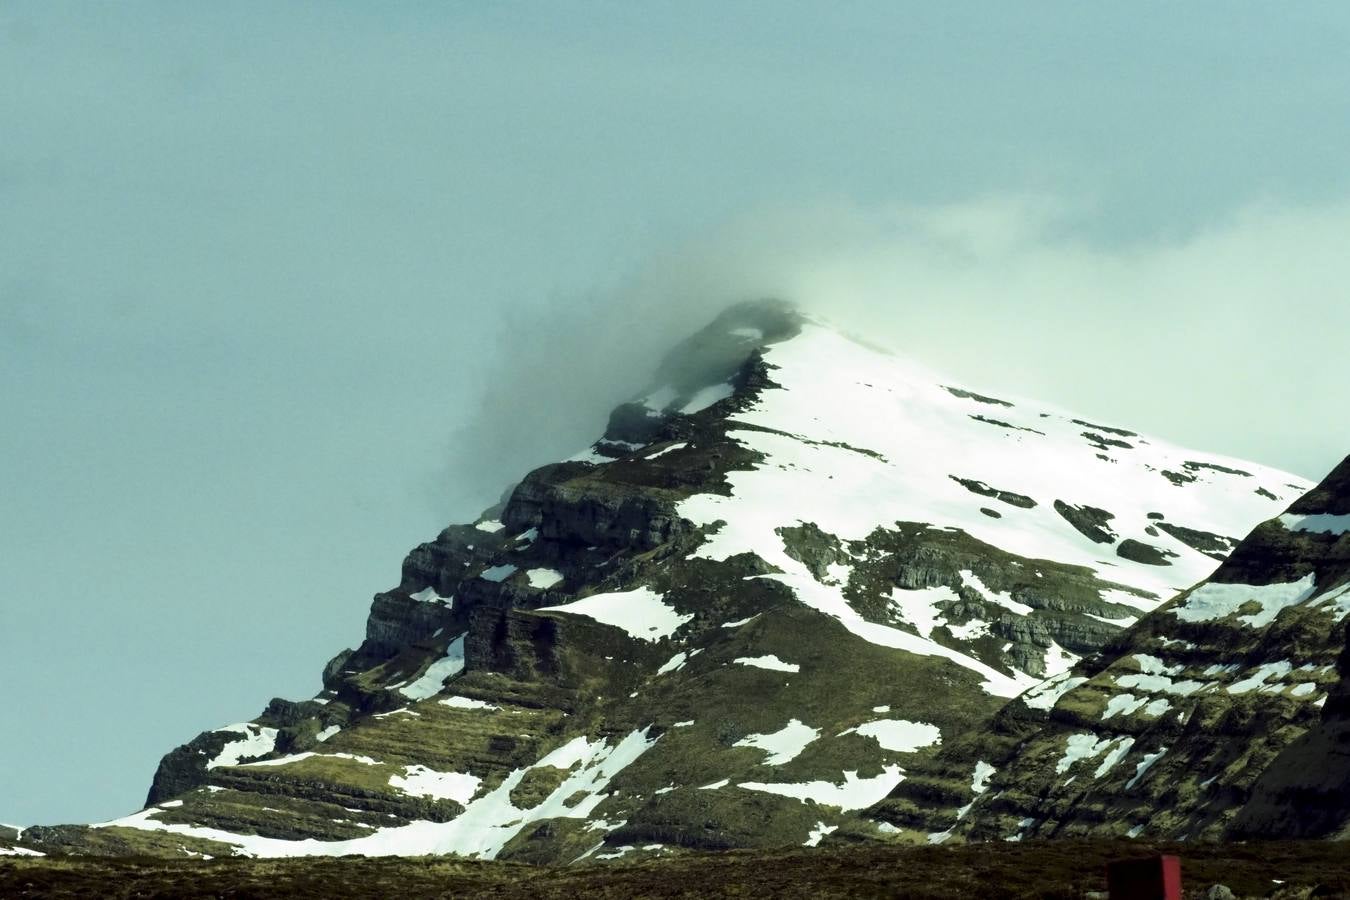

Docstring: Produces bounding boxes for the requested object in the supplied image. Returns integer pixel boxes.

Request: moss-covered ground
[5,840,1350,898]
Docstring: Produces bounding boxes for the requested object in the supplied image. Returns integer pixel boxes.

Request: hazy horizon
[3,2,1348,826]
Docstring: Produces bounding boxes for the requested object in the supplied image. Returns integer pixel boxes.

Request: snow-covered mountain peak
[8,301,1315,864]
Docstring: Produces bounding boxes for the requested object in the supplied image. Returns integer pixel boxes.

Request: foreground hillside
[9,300,1309,861]
[5,840,1350,899]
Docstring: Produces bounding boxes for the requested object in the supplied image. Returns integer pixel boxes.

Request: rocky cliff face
[11,300,1309,863]
[891,455,1348,844]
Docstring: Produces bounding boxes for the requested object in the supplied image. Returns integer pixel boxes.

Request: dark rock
[943,386,1013,407]
[1053,499,1117,544]
[950,476,1037,509]
[1116,539,1178,566]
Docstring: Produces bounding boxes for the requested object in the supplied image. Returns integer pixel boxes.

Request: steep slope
[15,300,1308,862]
[898,454,1348,843]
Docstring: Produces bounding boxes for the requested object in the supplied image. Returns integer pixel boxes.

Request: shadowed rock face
[10,301,1311,863]
[893,454,1347,845]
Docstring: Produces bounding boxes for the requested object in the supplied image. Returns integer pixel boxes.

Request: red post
[1105,854,1182,900]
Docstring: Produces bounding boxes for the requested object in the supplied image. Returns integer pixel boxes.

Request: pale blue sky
[3,2,1348,825]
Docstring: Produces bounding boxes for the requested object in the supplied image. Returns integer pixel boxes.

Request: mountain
[880,453,1348,843]
[8,301,1309,862]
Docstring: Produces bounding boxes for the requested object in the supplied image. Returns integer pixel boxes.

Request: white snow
[1021,672,1088,711]
[1125,747,1168,790]
[971,761,996,794]
[397,635,466,700]
[0,847,43,857]
[645,442,688,460]
[1172,574,1318,628]
[534,736,597,770]
[389,765,481,805]
[409,586,453,605]
[1310,582,1350,620]
[756,568,1036,697]
[237,752,379,769]
[206,724,280,770]
[840,719,942,753]
[656,650,700,675]
[475,520,505,533]
[889,585,959,638]
[960,571,1036,617]
[1113,657,1209,697]
[480,564,517,583]
[1041,641,1080,679]
[1144,697,1172,716]
[1055,733,1115,775]
[373,708,419,719]
[804,821,838,847]
[739,766,904,811]
[872,705,891,713]
[315,725,341,743]
[672,323,1302,656]
[1278,513,1350,535]
[1093,737,1135,778]
[698,778,730,790]
[97,728,661,860]
[733,719,820,765]
[439,696,501,711]
[928,759,998,845]
[722,615,759,628]
[538,587,691,642]
[680,382,734,414]
[1087,612,1139,627]
[1227,661,1294,695]
[525,568,564,590]
[733,654,800,673]
[1101,694,1148,720]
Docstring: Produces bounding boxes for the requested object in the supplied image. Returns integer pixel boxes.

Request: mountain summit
[11,301,1311,861]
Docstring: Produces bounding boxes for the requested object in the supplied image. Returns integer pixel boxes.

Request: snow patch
[840,719,942,753]
[733,654,800,673]
[409,586,453,605]
[539,588,691,642]
[739,766,904,811]
[397,635,466,700]
[525,568,564,590]
[480,564,517,583]
[1172,574,1318,628]
[1021,673,1088,711]
[645,442,688,460]
[804,821,838,847]
[1228,661,1294,695]
[439,696,501,711]
[1125,747,1168,790]
[206,724,279,770]
[389,765,481,805]
[733,719,820,765]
